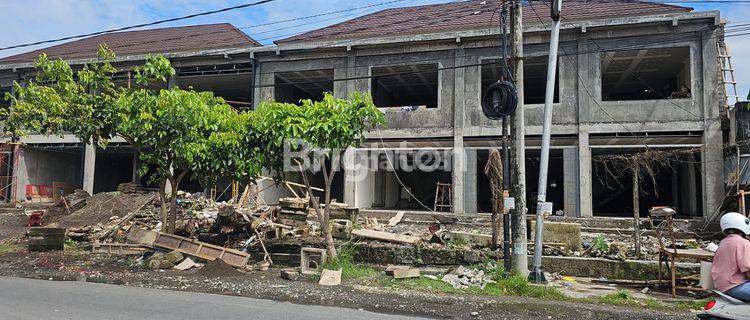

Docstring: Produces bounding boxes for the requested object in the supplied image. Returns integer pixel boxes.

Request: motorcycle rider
[711,212,750,301]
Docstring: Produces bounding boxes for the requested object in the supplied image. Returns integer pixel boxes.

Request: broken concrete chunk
[280,268,301,281]
[164,250,184,264]
[329,219,353,240]
[392,268,420,279]
[319,268,342,286]
[173,257,198,271]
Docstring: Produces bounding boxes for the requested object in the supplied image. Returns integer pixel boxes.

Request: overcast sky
[0,0,747,99]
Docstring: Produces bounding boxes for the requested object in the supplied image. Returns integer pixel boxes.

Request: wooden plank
[92,243,150,255]
[387,211,405,227]
[351,229,421,244]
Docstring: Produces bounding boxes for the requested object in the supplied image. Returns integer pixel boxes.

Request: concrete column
[13,147,27,202]
[452,47,466,214]
[578,131,593,217]
[82,143,96,194]
[702,121,724,218]
[464,149,477,214]
[563,148,579,217]
[343,148,356,206]
[132,151,141,184]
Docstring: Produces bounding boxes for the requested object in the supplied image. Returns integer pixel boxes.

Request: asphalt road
[0,276,430,320]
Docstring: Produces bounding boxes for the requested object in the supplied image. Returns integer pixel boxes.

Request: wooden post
[633,168,641,259]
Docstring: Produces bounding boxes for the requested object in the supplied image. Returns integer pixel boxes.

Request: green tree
[254,92,384,258]
[2,46,264,233]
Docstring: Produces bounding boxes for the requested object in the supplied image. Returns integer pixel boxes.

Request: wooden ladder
[717,41,740,109]
[433,182,453,212]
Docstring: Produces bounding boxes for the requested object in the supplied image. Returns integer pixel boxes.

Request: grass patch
[322,244,379,280]
[0,243,21,254]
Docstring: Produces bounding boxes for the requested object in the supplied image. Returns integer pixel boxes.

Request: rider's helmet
[720,212,750,235]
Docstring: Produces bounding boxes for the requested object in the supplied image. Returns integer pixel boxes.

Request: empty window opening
[591,149,701,218]
[372,64,438,109]
[601,47,691,101]
[177,62,254,110]
[481,56,559,104]
[274,69,334,104]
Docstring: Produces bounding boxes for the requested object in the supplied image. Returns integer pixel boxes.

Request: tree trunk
[297,160,337,259]
[322,160,337,258]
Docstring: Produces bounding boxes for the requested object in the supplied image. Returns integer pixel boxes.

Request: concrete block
[392,268,420,279]
[530,221,582,251]
[300,247,327,275]
[329,219,353,239]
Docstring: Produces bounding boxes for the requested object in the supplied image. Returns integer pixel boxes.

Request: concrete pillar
[132,151,141,184]
[464,149,477,214]
[452,47,466,214]
[563,148,579,217]
[702,122,724,218]
[343,148,356,206]
[82,143,96,194]
[13,147,27,202]
[578,131,593,217]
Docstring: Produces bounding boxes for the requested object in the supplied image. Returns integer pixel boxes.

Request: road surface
[0,276,430,320]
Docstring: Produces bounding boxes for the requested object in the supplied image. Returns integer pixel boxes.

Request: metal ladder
[718,41,740,109]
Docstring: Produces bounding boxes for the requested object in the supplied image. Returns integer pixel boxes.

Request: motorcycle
[697,290,750,320]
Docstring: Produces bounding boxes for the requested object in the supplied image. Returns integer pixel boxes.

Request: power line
[0,0,279,52]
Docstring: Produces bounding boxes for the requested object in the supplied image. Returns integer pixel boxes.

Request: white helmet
[720,212,750,235]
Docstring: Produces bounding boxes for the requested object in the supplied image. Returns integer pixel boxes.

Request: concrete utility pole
[530,0,562,284]
[510,0,528,277]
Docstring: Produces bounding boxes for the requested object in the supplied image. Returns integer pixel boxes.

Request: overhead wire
[0,0,279,52]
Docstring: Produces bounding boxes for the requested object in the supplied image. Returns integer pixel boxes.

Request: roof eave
[0,45,266,71]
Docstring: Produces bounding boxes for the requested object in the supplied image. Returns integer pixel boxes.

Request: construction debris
[319,268,342,286]
[301,247,327,275]
[387,211,405,227]
[173,257,199,271]
[441,266,495,289]
[351,229,421,244]
[385,265,421,279]
[280,268,302,281]
[128,228,251,268]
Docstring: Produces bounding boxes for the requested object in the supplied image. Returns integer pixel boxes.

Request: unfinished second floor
[0,1,729,141]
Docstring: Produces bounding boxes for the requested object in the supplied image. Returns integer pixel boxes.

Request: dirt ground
[0,248,695,320]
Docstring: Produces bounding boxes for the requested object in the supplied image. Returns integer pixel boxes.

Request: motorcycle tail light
[704,300,716,310]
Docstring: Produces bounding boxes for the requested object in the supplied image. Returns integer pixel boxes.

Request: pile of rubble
[441,266,495,289]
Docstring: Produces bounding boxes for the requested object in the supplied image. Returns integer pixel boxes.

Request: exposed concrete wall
[464,149,477,214]
[15,148,83,200]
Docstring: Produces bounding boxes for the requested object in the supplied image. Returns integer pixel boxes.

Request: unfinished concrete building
[0,0,733,221]
[0,23,261,200]
[255,0,729,220]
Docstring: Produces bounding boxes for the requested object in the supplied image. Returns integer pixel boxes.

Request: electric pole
[509,0,528,277]
[530,0,562,284]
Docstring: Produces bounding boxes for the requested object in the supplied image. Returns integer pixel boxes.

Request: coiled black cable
[481,80,518,120]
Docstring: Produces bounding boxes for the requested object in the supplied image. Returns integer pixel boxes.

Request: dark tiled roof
[276,0,692,44]
[0,23,260,64]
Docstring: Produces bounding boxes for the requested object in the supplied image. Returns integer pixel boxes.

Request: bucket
[28,227,66,252]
